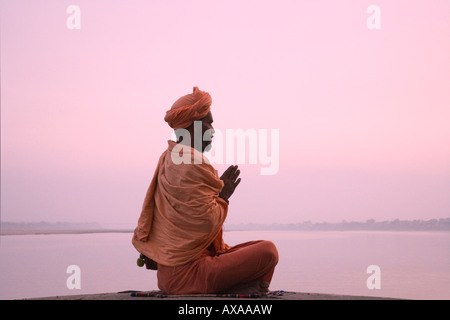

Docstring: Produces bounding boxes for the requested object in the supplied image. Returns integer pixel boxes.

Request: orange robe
[132,140,278,294]
[132,140,229,267]
[157,240,278,294]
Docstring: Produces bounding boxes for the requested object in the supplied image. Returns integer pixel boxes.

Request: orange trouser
[157,240,279,294]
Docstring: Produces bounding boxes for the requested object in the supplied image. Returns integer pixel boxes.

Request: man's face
[201,111,214,152]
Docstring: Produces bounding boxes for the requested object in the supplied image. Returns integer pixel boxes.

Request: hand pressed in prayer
[219,165,241,202]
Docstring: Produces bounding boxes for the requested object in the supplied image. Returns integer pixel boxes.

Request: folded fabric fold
[132,140,229,267]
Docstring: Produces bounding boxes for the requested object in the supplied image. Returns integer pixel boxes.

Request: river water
[0,230,449,299]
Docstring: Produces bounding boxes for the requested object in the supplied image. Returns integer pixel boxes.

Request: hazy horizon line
[2,217,449,226]
[1,217,449,235]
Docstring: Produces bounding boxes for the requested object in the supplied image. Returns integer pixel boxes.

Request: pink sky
[1,0,449,227]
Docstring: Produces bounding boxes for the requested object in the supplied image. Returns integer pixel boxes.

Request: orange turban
[164,87,212,129]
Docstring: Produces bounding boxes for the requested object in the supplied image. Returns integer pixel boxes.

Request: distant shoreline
[224,220,450,232]
[2,218,449,236]
[2,228,450,237]
[0,229,134,236]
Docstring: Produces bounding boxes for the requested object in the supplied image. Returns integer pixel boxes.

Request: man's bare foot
[223,280,269,295]
[259,281,269,293]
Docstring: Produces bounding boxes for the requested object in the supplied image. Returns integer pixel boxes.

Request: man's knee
[260,240,279,267]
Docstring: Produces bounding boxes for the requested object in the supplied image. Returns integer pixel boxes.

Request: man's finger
[229,165,238,177]
[221,165,233,178]
[228,165,237,174]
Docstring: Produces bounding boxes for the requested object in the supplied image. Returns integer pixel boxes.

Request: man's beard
[202,141,213,153]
